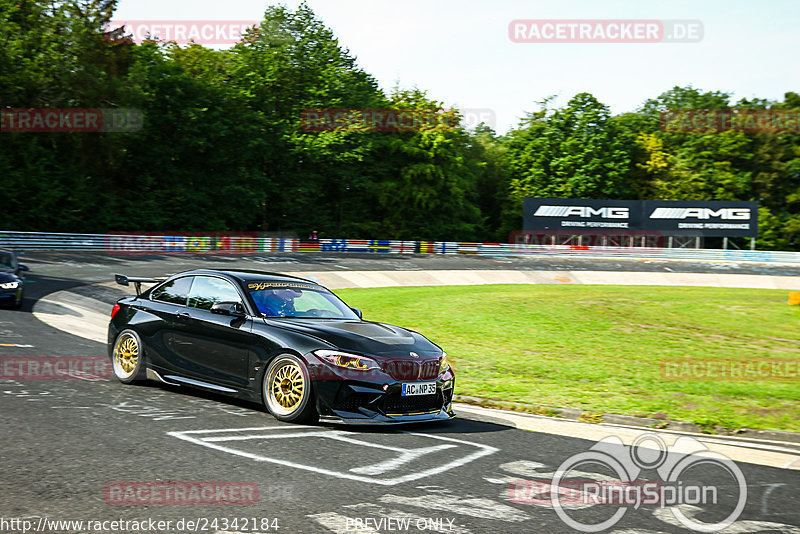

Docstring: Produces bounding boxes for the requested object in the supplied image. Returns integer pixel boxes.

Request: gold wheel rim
[268,359,305,415]
[113,333,139,378]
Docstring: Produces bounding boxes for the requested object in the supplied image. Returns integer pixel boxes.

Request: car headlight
[440,352,450,374]
[315,350,380,371]
[0,282,19,289]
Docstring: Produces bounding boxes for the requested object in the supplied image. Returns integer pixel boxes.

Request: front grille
[382,359,440,381]
[332,391,381,412]
[381,391,444,415]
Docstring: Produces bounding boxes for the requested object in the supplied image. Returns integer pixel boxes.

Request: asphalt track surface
[1,252,800,534]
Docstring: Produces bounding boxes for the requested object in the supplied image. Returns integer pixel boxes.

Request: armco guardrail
[1,231,800,263]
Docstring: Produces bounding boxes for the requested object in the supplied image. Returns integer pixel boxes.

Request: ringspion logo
[510,433,746,532]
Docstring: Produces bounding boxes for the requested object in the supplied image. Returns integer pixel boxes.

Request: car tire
[111,329,147,384]
[263,353,318,424]
[13,291,23,309]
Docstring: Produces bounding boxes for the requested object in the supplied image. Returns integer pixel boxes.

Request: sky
[114,0,800,134]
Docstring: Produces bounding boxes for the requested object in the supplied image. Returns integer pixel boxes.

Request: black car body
[107,269,455,424]
[0,249,29,308]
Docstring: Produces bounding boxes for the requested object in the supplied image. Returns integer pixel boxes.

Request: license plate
[401,382,437,396]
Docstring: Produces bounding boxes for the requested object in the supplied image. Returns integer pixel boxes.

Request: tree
[504,93,636,231]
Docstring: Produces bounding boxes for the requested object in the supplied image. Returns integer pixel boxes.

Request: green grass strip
[335,285,800,433]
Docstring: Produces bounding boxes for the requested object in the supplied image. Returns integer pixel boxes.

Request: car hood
[262,318,441,357]
[0,271,20,283]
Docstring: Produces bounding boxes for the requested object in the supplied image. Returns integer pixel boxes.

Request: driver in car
[254,288,302,317]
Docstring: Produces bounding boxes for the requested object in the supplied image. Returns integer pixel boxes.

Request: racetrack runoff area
[337,284,800,434]
[29,253,800,434]
[5,252,800,533]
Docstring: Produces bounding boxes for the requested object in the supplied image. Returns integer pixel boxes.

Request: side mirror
[211,301,246,317]
[351,307,363,320]
[18,265,29,272]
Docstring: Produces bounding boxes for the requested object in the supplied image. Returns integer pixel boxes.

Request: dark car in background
[0,249,29,308]
[108,269,455,425]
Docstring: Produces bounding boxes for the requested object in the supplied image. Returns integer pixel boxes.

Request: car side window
[187,276,243,311]
[151,276,193,306]
[0,252,16,269]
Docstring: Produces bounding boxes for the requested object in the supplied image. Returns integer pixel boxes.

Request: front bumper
[310,358,456,424]
[320,407,455,425]
[0,287,22,303]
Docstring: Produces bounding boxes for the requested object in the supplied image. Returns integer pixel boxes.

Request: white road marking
[177,425,313,434]
[499,460,621,482]
[202,431,323,442]
[100,401,196,421]
[0,330,23,338]
[784,457,800,469]
[379,494,529,522]
[761,483,785,515]
[32,292,109,344]
[497,460,547,476]
[186,398,253,417]
[168,426,498,485]
[350,444,456,476]
[415,485,450,494]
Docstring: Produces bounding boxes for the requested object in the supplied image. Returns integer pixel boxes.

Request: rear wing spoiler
[114,274,161,296]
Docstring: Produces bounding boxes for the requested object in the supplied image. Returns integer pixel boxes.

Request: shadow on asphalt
[1,273,90,314]
[133,381,512,434]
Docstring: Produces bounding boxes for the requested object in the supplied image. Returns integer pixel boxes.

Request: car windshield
[248,283,358,320]
[0,252,15,270]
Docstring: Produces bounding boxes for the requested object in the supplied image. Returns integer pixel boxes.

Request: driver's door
[171,276,256,388]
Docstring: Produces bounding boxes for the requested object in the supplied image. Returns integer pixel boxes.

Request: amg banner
[523,198,758,237]
[643,200,758,237]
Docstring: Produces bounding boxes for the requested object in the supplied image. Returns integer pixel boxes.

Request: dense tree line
[2,1,799,249]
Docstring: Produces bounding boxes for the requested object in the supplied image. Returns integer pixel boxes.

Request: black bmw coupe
[0,249,29,308]
[108,269,455,424]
